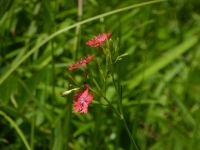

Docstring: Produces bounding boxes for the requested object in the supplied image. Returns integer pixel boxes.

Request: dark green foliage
[0,0,200,149]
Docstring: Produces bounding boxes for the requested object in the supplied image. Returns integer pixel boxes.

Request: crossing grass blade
[0,0,166,85]
[0,111,31,150]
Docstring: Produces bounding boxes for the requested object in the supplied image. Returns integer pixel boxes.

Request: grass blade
[0,111,31,150]
[0,0,166,85]
[128,36,199,89]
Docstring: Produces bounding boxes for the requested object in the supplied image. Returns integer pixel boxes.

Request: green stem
[92,70,139,149]
[121,116,139,150]
[112,77,139,150]
[107,50,139,149]
[94,89,139,150]
[103,96,139,150]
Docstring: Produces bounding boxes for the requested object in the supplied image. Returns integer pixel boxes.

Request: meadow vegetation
[0,0,200,149]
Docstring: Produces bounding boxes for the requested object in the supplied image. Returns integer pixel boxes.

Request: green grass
[1,0,200,150]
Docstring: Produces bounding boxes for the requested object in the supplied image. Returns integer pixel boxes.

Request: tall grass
[1,0,200,150]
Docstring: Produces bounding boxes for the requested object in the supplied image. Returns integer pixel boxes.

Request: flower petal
[68,55,94,71]
[73,84,94,113]
[86,32,112,48]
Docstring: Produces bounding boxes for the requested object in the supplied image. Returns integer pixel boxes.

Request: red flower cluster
[68,55,94,71]
[67,32,111,113]
[73,84,93,113]
[86,32,112,48]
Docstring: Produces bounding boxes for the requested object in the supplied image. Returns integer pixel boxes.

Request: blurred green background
[1,0,200,149]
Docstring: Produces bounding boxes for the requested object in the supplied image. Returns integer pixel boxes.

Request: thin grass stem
[0,111,32,150]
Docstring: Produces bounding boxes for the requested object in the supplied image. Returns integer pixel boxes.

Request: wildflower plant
[1,0,199,149]
[63,32,139,149]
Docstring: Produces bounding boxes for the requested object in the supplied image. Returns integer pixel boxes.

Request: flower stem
[103,95,139,150]
[120,114,139,150]
[92,84,139,149]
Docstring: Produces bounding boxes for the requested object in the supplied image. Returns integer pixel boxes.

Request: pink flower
[68,55,94,71]
[73,84,94,113]
[86,32,112,48]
